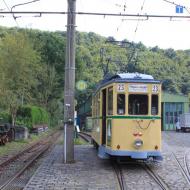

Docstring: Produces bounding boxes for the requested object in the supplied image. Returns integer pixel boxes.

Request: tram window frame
[96,95,98,116]
[97,92,100,116]
[128,94,148,115]
[117,94,125,115]
[94,95,97,117]
[108,87,113,115]
[92,98,94,116]
[151,95,158,115]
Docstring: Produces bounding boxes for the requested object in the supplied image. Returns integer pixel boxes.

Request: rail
[0,130,61,190]
[111,160,126,190]
[164,132,190,186]
[141,163,170,190]
[0,144,49,190]
[78,132,92,143]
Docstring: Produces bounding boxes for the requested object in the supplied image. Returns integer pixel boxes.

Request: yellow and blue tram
[91,73,162,161]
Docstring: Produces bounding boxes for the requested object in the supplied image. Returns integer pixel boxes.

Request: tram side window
[92,99,94,116]
[94,96,97,117]
[151,95,158,115]
[117,94,125,115]
[97,93,100,116]
[108,87,113,115]
[128,94,148,115]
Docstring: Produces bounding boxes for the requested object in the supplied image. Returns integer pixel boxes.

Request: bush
[16,105,49,130]
[0,111,11,124]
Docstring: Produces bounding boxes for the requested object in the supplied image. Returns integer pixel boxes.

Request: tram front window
[117,94,125,115]
[128,94,148,115]
[151,95,158,115]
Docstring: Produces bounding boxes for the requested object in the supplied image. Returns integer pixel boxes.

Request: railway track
[0,130,58,167]
[183,151,190,183]
[78,132,127,189]
[0,131,61,190]
[111,160,126,190]
[172,151,190,186]
[141,163,170,190]
[0,141,42,168]
[78,131,92,143]
[164,132,190,187]
[79,131,170,189]
[0,144,49,190]
[116,160,170,190]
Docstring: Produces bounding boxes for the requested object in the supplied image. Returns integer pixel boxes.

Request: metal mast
[64,0,76,163]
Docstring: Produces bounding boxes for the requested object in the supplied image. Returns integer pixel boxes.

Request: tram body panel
[92,118,101,145]
[110,119,161,151]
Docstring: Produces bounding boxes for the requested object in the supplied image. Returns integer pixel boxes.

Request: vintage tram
[91,73,162,161]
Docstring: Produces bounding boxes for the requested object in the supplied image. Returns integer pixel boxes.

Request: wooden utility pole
[64,0,76,163]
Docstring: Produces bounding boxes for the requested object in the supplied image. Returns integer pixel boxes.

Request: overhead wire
[127,0,146,68]
[162,0,186,7]
[0,0,190,30]
[162,0,190,14]
[1,11,190,18]
[133,0,146,40]
[115,1,127,32]
[11,0,41,19]
[2,0,19,26]
[78,0,88,36]
[11,0,40,11]
[1,0,41,28]
[114,1,139,72]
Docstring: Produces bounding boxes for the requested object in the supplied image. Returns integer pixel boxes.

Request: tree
[0,32,40,125]
[30,31,65,125]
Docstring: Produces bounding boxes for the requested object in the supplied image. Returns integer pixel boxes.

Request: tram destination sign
[128,84,147,92]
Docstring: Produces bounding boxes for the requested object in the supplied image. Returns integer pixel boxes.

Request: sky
[0,0,190,50]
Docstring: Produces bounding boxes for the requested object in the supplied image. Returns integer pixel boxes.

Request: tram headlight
[134,139,143,149]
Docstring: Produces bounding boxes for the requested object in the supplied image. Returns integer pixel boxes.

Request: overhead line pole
[64,0,76,163]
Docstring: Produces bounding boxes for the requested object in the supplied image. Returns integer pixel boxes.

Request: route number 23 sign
[117,84,125,92]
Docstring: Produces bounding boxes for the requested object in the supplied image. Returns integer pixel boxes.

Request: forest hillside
[0,27,189,123]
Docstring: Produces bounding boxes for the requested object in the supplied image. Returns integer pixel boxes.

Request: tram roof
[96,73,160,91]
[113,73,154,80]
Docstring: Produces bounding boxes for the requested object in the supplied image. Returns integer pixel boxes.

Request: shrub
[0,111,11,124]
[16,105,49,130]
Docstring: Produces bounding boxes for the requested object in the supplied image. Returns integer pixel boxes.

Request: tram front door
[102,89,106,145]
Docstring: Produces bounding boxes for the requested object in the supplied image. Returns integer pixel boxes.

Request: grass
[58,137,89,145]
[0,129,88,157]
[74,138,88,145]
[0,141,28,156]
[0,129,54,157]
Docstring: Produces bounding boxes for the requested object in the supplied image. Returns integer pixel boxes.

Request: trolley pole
[64,0,76,163]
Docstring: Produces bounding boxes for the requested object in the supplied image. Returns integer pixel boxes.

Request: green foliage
[75,32,190,106]
[0,27,64,127]
[26,30,65,126]
[0,111,11,124]
[0,26,190,125]
[16,105,49,129]
[0,30,41,125]
[74,138,88,145]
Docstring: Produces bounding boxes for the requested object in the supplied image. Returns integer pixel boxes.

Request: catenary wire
[162,0,190,14]
[133,0,146,40]
[2,0,19,26]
